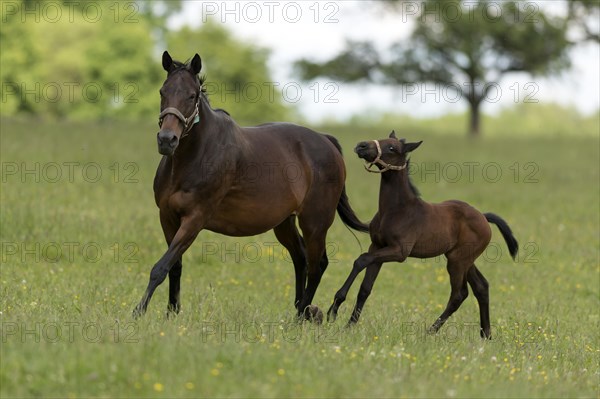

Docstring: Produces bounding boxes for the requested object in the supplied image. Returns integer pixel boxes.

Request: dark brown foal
[327,131,518,338]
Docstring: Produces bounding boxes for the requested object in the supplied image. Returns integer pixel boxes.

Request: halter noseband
[158,99,200,139]
[363,140,407,173]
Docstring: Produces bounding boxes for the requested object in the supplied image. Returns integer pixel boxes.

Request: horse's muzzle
[157,130,179,155]
[354,141,374,161]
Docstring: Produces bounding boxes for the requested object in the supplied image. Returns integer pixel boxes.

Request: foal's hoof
[305,305,324,324]
[326,307,337,323]
[427,326,438,335]
[132,307,144,319]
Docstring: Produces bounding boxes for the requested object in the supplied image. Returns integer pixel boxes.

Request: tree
[567,0,600,43]
[0,1,290,123]
[296,0,571,137]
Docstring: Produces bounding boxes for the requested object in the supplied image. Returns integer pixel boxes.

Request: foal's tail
[484,213,519,260]
[325,134,370,233]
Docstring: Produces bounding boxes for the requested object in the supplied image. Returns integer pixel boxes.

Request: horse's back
[240,122,345,183]
[243,122,340,155]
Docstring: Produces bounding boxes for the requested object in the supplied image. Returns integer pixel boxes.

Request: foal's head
[157,51,204,156]
[355,131,422,172]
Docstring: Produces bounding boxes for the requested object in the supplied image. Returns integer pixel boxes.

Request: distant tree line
[296,0,599,136]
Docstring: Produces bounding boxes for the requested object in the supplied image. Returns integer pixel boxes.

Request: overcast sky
[170,1,600,122]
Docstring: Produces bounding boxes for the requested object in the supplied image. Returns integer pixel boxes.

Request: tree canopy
[296,0,575,136]
[0,0,290,123]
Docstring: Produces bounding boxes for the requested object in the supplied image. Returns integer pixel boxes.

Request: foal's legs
[467,265,491,338]
[348,263,383,324]
[274,216,307,310]
[328,245,403,322]
[428,260,469,334]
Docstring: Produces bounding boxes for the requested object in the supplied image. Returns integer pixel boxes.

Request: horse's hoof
[305,305,324,324]
[165,310,179,319]
[326,308,337,323]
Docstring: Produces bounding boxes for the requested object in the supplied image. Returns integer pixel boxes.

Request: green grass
[1,117,598,398]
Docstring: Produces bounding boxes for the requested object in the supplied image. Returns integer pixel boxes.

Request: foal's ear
[403,141,423,153]
[162,51,173,72]
[389,130,397,139]
[190,53,202,75]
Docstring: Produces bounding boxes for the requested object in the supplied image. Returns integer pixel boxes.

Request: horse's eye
[388,146,395,152]
[189,94,196,100]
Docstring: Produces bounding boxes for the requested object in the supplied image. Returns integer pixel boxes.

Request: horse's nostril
[158,131,178,147]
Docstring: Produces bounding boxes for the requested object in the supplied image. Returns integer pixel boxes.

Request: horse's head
[157,51,203,156]
[355,131,422,173]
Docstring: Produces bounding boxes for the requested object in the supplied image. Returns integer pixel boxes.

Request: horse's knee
[319,253,329,275]
[353,254,371,271]
[480,276,489,291]
[460,286,469,302]
[149,265,169,285]
[449,287,468,308]
[334,289,346,303]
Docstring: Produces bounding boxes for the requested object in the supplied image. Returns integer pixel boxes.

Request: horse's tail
[325,135,370,233]
[484,213,518,260]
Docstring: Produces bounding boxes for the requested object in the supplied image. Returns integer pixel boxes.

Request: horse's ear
[389,130,397,139]
[162,51,173,72]
[190,53,202,75]
[403,141,423,153]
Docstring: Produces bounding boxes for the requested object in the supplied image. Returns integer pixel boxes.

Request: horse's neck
[378,170,417,212]
[171,105,239,174]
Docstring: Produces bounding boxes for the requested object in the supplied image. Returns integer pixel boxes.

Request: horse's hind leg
[274,216,307,310]
[349,263,383,324]
[296,229,328,321]
[429,261,469,334]
[467,265,491,339]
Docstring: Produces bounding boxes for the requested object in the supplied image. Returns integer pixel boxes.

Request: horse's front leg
[327,244,407,322]
[133,216,203,318]
[167,258,182,316]
[157,212,184,316]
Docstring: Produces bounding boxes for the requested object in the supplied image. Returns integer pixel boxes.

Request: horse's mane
[168,58,231,116]
[169,59,207,95]
[407,160,421,197]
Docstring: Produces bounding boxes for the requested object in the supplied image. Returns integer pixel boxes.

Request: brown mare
[133,52,368,319]
[327,131,518,338]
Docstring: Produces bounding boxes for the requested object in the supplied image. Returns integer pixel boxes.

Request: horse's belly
[204,201,295,237]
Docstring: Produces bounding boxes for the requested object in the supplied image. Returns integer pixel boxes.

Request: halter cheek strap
[158,99,200,139]
[364,140,407,173]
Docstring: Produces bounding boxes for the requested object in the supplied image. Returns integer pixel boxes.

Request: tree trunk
[468,101,481,138]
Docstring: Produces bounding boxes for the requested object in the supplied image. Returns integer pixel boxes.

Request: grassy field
[1,117,598,398]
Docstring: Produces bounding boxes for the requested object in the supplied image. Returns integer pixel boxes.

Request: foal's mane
[406,160,421,197]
